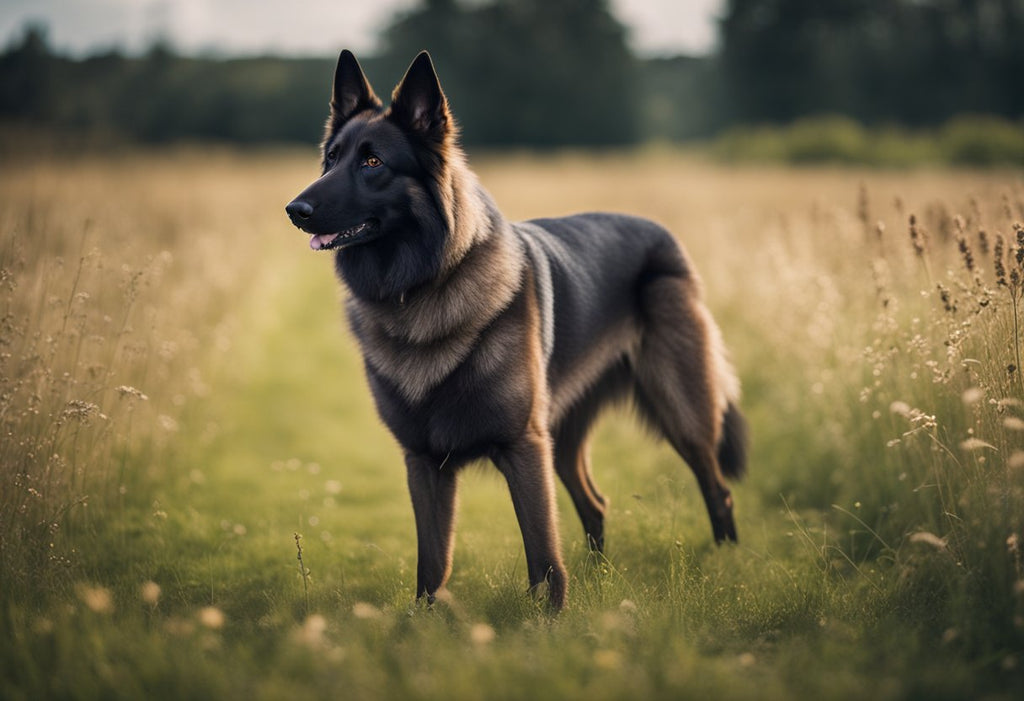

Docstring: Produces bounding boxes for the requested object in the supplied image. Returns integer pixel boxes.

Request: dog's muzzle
[285,199,314,224]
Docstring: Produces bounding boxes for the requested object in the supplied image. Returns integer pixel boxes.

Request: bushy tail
[717,400,749,480]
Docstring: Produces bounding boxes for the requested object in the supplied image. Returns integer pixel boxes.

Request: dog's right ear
[329,50,382,131]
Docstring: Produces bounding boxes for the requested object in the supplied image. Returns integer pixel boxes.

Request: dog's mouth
[309,219,379,251]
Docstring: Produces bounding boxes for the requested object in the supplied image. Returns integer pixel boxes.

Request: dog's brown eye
[326,148,338,163]
[365,155,382,168]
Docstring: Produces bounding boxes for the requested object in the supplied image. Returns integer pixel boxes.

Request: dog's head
[285,51,456,301]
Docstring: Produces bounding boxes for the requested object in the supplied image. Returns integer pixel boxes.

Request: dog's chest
[347,296,486,406]
[362,333,533,459]
[349,286,537,458]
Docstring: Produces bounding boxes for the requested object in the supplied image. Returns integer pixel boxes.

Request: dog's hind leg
[554,430,607,552]
[406,453,459,602]
[494,429,569,610]
[633,274,738,544]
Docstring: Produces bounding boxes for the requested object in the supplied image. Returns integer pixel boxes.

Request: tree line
[0,0,1021,148]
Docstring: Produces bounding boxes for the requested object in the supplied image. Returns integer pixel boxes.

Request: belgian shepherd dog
[285,51,747,610]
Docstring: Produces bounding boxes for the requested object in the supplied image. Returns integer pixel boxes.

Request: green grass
[1,149,1022,700]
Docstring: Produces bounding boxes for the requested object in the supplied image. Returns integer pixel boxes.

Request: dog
[285,50,747,610]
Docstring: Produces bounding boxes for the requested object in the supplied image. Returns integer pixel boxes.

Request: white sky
[0,0,724,57]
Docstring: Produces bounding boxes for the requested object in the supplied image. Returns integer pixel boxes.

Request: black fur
[286,51,748,610]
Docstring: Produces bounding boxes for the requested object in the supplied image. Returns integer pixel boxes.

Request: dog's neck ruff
[346,221,526,404]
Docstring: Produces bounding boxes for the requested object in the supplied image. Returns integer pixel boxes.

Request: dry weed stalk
[908,214,934,284]
[295,532,310,615]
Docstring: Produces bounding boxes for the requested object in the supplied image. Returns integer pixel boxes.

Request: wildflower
[141,581,161,606]
[198,606,225,629]
[295,614,328,648]
[352,602,381,620]
[470,623,496,645]
[961,387,984,405]
[62,400,102,424]
[115,385,149,401]
[889,401,911,417]
[77,584,114,614]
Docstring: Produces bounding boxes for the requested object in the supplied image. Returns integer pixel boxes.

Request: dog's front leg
[495,430,568,611]
[405,453,458,603]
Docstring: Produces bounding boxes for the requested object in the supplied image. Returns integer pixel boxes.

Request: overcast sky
[0,0,724,58]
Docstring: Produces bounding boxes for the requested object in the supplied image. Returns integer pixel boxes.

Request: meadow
[1,147,1022,699]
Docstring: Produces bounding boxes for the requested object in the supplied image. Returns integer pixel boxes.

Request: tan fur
[346,198,525,404]
[548,318,642,424]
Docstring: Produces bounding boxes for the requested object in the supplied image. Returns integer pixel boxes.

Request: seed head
[937,283,956,314]
[977,228,990,256]
[909,214,928,258]
[957,233,975,275]
[857,183,870,229]
[1015,224,1024,269]
[995,233,1008,287]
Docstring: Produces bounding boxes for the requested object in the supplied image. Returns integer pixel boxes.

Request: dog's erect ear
[330,50,382,128]
[390,51,449,139]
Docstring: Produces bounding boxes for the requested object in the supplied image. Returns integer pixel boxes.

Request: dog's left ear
[330,50,382,130]
[390,51,449,140]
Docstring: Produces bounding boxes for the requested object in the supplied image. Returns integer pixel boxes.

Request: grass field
[1,148,1023,699]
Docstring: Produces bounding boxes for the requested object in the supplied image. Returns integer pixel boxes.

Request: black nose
[286,200,314,220]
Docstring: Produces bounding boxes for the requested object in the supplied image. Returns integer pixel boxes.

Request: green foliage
[713,115,1024,167]
[941,115,1024,167]
[352,0,641,147]
[4,1,1022,149]
[0,1,642,148]
[720,0,1024,128]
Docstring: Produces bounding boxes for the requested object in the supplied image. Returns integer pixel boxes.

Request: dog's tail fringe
[717,400,748,480]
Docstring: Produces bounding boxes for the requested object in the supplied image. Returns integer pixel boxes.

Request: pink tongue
[309,233,337,250]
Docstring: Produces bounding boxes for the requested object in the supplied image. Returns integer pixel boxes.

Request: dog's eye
[326,148,338,164]
[364,155,383,168]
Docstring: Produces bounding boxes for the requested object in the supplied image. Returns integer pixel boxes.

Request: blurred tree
[1,2,1022,147]
[639,55,725,141]
[376,0,641,146]
[719,0,1024,127]
[0,24,55,120]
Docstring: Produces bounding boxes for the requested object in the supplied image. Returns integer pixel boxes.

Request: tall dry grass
[0,148,318,592]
